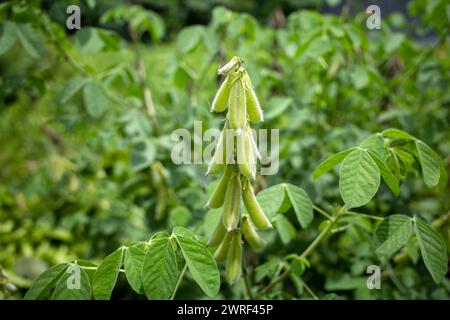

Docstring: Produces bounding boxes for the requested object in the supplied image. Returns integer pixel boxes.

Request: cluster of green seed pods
[206,56,271,285]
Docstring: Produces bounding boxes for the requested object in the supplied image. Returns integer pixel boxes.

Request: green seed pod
[228,78,247,130]
[211,75,232,112]
[218,56,243,75]
[206,165,234,208]
[222,174,242,231]
[244,74,263,123]
[207,214,226,246]
[237,130,256,180]
[242,216,265,249]
[206,126,227,176]
[214,231,232,262]
[242,179,272,229]
[226,231,242,285]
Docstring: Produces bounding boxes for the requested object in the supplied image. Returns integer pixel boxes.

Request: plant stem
[257,206,348,297]
[312,204,333,220]
[170,263,188,300]
[299,278,319,300]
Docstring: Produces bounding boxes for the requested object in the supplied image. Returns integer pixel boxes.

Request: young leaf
[124,246,146,294]
[415,140,441,188]
[0,21,17,55]
[382,128,416,141]
[273,214,296,245]
[83,81,109,118]
[359,133,386,159]
[312,148,356,179]
[172,226,198,240]
[92,247,124,300]
[175,236,220,297]
[60,76,86,104]
[52,265,92,300]
[339,148,380,209]
[15,23,44,59]
[284,183,313,228]
[141,238,178,299]
[256,184,286,219]
[368,150,400,196]
[413,217,448,285]
[374,214,412,257]
[24,263,68,300]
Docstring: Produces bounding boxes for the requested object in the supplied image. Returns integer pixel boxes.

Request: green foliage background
[0,0,449,299]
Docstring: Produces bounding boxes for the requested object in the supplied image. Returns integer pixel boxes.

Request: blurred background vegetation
[0,0,449,299]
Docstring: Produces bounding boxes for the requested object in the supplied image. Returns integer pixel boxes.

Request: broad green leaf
[83,81,109,118]
[312,148,356,179]
[52,264,92,300]
[374,214,412,257]
[75,27,104,53]
[60,76,86,104]
[24,263,68,299]
[0,21,16,55]
[15,23,44,59]
[273,215,296,245]
[256,184,286,219]
[368,150,400,196]
[415,140,441,188]
[414,217,448,284]
[339,148,380,209]
[176,25,203,54]
[75,260,97,282]
[92,247,124,300]
[168,206,192,228]
[382,128,416,141]
[176,236,220,297]
[124,246,145,294]
[264,96,293,120]
[350,65,369,89]
[360,134,386,159]
[284,183,313,228]
[172,226,197,240]
[142,238,178,299]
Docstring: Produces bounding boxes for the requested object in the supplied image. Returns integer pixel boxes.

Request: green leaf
[359,134,386,159]
[92,247,124,300]
[168,206,192,228]
[284,183,313,228]
[131,141,156,171]
[339,148,380,209]
[24,263,68,299]
[382,128,416,141]
[52,264,92,300]
[256,184,286,219]
[0,21,16,55]
[75,260,97,282]
[172,226,197,240]
[264,96,293,120]
[60,76,86,104]
[413,217,448,285]
[273,215,296,245]
[415,140,441,188]
[368,150,400,196]
[374,214,412,257]
[15,23,44,59]
[83,81,109,118]
[176,236,220,297]
[141,238,178,299]
[176,25,204,54]
[312,148,356,179]
[124,246,145,294]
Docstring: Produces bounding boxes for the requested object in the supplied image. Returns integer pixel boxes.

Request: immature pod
[214,231,232,262]
[206,165,234,208]
[242,179,272,229]
[207,215,226,246]
[242,216,265,249]
[226,231,242,285]
[218,56,242,75]
[237,130,256,180]
[222,174,242,231]
[244,74,263,123]
[211,75,232,112]
[206,127,227,176]
[228,78,247,130]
